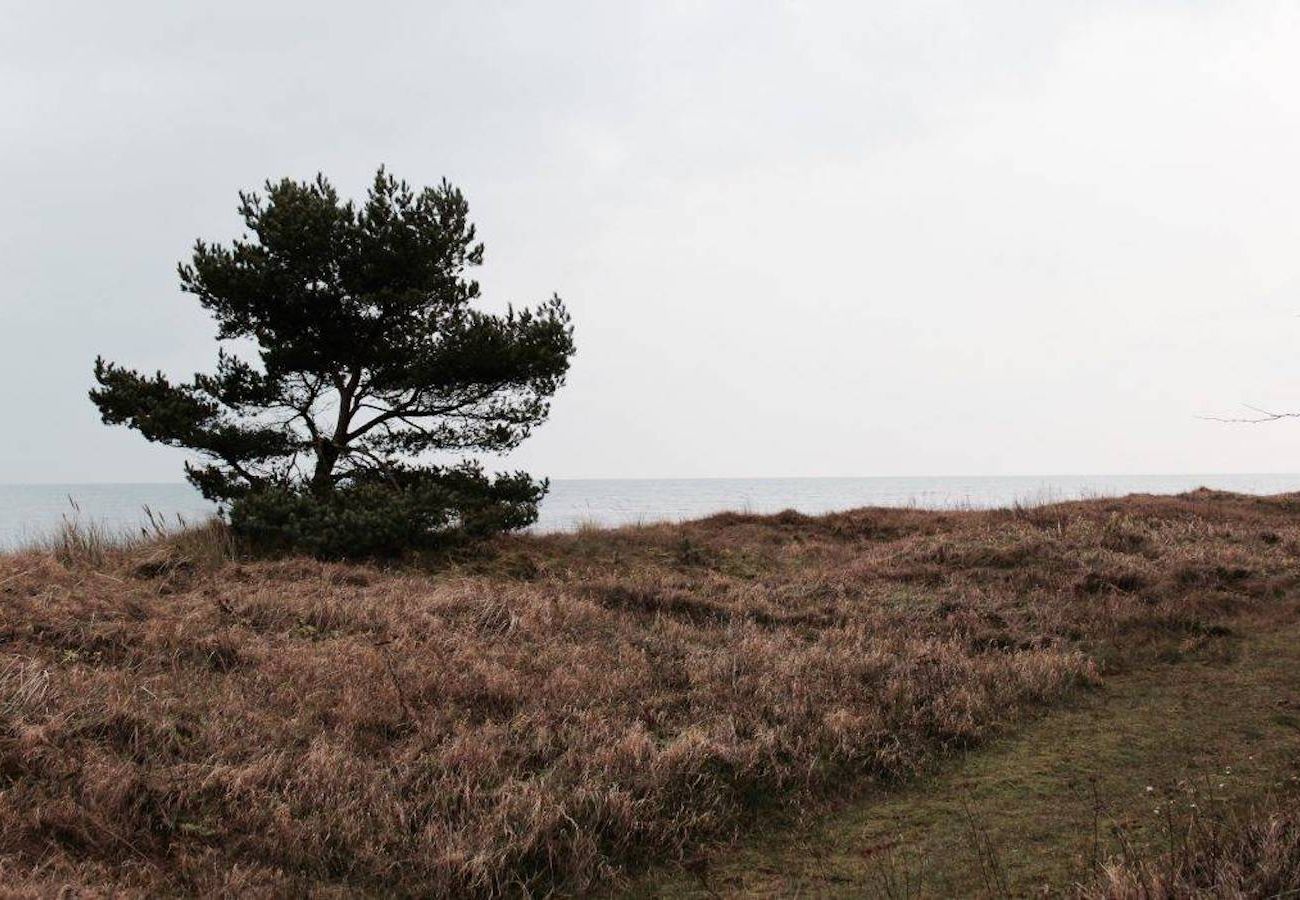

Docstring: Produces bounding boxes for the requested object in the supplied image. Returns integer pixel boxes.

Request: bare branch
[1199,404,1300,424]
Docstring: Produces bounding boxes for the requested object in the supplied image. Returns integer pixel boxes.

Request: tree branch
[345,381,512,442]
[1199,404,1300,424]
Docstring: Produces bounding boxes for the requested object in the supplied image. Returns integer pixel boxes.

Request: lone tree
[91,169,575,556]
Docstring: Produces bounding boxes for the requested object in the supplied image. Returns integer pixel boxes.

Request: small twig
[374,639,417,726]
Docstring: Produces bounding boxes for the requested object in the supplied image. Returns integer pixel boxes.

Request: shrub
[228,465,545,558]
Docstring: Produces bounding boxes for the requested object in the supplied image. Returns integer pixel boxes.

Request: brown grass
[1083,791,1300,898]
[2,490,1300,896]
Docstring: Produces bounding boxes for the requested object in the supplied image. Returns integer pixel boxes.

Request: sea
[4,473,1300,550]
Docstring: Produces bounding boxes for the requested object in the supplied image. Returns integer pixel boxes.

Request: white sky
[4,1,1300,481]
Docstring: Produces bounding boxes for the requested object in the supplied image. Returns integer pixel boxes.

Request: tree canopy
[91,168,575,554]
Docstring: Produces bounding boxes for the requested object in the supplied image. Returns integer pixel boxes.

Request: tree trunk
[310,441,338,496]
[311,371,359,497]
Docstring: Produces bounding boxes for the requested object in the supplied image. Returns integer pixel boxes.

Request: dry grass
[30,507,238,572]
[1083,791,1300,898]
[2,490,1300,896]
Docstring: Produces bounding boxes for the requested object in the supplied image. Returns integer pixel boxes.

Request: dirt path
[629,622,1300,897]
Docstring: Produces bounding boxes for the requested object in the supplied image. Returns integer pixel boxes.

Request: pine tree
[91,168,575,555]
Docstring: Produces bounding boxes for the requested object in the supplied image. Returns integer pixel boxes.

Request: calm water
[4,474,1300,549]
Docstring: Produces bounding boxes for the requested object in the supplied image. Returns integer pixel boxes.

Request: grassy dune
[636,609,1300,896]
[2,491,1300,895]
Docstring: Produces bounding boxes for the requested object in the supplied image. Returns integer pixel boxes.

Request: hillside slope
[2,491,1299,895]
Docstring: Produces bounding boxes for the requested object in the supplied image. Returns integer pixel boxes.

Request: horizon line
[4,471,1300,487]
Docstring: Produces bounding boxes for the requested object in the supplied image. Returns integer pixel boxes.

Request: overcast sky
[4,1,1300,482]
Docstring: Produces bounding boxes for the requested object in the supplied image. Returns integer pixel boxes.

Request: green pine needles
[91,168,575,557]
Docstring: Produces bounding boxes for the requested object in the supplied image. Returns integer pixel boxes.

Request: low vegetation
[1086,798,1300,899]
[2,490,1299,895]
[635,576,1300,896]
